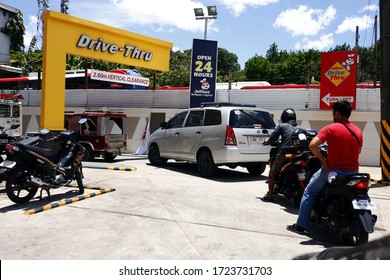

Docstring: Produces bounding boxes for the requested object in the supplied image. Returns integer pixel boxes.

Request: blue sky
[1,0,380,68]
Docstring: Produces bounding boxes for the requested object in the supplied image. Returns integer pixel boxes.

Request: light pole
[194,6,218,40]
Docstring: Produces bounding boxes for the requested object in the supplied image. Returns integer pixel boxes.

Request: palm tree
[5,10,25,51]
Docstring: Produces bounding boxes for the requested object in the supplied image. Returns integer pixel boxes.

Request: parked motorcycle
[311,172,377,246]
[0,128,86,204]
[270,128,322,207]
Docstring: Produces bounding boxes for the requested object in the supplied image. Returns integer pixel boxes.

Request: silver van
[148,103,276,177]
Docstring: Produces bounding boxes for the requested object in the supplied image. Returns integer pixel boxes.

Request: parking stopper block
[24,186,116,215]
[83,166,137,171]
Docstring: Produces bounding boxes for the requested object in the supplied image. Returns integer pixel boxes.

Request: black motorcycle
[0,128,86,204]
[311,172,377,246]
[270,128,322,207]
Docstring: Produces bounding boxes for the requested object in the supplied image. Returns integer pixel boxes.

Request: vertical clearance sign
[320,50,357,110]
[190,39,218,108]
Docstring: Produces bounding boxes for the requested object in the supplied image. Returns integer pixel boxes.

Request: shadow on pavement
[147,162,267,183]
[0,188,83,213]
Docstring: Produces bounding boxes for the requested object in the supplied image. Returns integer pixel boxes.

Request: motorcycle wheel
[81,145,94,161]
[342,213,369,246]
[75,165,84,195]
[6,165,38,204]
[282,171,303,207]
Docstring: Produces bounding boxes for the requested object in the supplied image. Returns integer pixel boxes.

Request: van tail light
[105,141,109,148]
[224,125,237,146]
[123,139,127,147]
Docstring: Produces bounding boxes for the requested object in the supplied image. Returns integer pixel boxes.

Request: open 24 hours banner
[189,39,218,108]
[320,50,357,110]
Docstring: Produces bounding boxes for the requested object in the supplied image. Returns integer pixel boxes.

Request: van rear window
[229,110,275,129]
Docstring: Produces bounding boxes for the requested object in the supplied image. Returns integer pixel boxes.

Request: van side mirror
[160,121,167,129]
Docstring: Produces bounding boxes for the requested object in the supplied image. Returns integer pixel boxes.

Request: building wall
[0,3,18,64]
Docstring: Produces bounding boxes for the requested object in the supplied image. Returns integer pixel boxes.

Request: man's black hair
[332,100,352,118]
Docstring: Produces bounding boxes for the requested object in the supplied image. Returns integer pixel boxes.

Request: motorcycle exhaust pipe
[28,176,50,188]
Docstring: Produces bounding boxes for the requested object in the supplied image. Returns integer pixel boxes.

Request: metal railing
[19,88,381,111]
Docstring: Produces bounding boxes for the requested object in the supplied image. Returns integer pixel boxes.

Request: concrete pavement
[0,155,389,260]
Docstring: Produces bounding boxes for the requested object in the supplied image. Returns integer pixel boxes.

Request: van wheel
[103,153,116,162]
[148,144,167,166]
[247,163,266,176]
[198,151,217,178]
[82,145,94,161]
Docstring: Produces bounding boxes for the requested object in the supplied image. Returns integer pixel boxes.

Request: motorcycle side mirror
[39,128,50,135]
[298,133,307,141]
[79,118,88,124]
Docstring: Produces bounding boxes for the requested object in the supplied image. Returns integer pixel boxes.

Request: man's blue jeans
[296,168,358,229]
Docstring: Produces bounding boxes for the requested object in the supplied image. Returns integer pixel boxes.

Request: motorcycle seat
[333,173,370,183]
[20,144,57,162]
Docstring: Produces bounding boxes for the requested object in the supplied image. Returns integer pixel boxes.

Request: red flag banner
[320,51,357,110]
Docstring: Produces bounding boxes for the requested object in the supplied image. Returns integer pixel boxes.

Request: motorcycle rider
[262,108,298,202]
[287,100,363,234]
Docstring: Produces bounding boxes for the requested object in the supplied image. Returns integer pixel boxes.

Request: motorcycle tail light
[356,181,369,189]
[299,161,307,167]
[224,125,237,146]
[284,154,294,159]
[5,144,17,154]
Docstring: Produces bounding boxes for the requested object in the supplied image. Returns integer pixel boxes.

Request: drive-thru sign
[320,51,357,110]
[41,11,172,130]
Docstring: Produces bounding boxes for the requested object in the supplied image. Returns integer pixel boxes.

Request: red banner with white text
[320,51,357,110]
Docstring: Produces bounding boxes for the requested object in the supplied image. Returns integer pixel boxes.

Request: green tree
[217,48,240,79]
[155,49,192,87]
[244,55,272,81]
[9,50,42,74]
[4,10,25,51]
[328,43,352,52]
[266,43,280,63]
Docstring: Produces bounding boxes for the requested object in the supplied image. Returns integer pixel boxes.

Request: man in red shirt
[287,100,363,234]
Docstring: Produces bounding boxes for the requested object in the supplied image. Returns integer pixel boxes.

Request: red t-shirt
[317,121,362,170]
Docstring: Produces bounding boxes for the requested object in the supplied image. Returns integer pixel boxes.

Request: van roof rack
[200,102,256,108]
[83,107,124,113]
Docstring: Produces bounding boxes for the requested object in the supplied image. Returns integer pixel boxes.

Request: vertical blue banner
[189,39,218,108]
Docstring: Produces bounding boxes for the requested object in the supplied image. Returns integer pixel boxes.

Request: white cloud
[295,33,335,50]
[336,15,374,34]
[70,0,215,34]
[24,15,38,50]
[217,0,279,17]
[360,5,379,13]
[273,5,336,37]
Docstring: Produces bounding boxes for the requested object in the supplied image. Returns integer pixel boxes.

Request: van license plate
[352,199,376,210]
[250,137,264,144]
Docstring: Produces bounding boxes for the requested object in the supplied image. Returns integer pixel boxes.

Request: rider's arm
[264,125,281,145]
[309,136,328,172]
